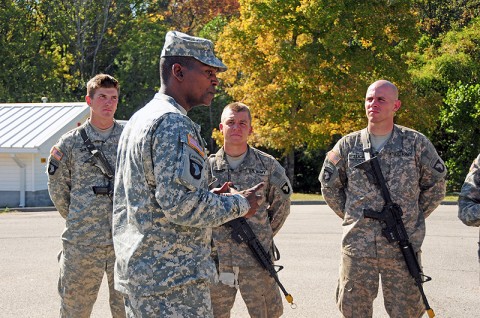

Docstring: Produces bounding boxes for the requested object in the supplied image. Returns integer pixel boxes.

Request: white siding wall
[33,152,49,191]
[0,154,20,190]
[0,153,49,191]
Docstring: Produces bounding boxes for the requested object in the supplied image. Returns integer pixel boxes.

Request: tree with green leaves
[409,17,480,190]
[0,0,56,102]
[439,82,480,191]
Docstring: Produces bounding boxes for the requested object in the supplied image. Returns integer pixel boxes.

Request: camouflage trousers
[124,280,213,317]
[58,242,126,318]
[210,264,283,318]
[336,253,424,318]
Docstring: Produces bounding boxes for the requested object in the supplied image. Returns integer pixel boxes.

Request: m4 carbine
[355,156,435,318]
[226,217,296,308]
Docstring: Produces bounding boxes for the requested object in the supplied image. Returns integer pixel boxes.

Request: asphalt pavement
[0,204,478,318]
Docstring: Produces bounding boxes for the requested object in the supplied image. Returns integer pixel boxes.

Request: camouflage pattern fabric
[161,30,227,71]
[113,93,251,307]
[124,281,213,318]
[47,120,126,317]
[210,264,283,318]
[458,154,480,227]
[458,153,480,265]
[337,254,424,318]
[319,125,446,317]
[58,243,126,318]
[206,146,291,317]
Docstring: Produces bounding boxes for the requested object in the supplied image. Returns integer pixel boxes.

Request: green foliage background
[1,0,480,192]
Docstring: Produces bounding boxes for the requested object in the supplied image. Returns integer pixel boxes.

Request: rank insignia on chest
[187,134,205,157]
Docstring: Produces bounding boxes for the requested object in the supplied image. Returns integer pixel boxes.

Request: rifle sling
[79,126,114,180]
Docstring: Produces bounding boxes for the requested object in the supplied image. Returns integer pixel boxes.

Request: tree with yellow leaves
[216,0,423,158]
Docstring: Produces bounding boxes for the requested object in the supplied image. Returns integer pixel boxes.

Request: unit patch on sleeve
[190,157,203,180]
[48,160,59,175]
[281,182,291,195]
[323,167,333,182]
[432,159,445,174]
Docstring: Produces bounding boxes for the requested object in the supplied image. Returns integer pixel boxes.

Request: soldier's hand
[211,182,234,195]
[239,182,265,218]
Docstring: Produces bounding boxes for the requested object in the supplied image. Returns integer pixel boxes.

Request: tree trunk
[284,150,295,189]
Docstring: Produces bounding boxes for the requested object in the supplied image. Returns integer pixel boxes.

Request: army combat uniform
[458,154,480,268]
[113,93,252,317]
[207,146,292,318]
[47,120,126,318]
[319,125,446,318]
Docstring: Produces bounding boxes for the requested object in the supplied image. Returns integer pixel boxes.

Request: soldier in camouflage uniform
[47,74,126,318]
[206,102,292,318]
[319,80,446,318]
[458,154,480,273]
[113,31,263,317]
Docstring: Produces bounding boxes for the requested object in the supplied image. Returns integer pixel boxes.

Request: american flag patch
[50,147,64,161]
[327,150,341,166]
[187,134,205,157]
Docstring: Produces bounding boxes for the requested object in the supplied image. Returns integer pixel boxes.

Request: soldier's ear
[172,64,184,81]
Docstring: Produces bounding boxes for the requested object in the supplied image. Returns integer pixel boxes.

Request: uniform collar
[83,119,122,141]
[214,145,258,170]
[154,92,188,115]
[362,124,404,155]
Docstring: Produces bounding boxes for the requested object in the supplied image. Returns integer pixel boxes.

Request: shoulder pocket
[175,133,207,191]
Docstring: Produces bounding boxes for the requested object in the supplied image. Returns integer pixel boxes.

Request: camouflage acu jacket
[319,125,446,258]
[113,93,250,297]
[47,120,123,246]
[458,154,480,227]
[207,146,292,267]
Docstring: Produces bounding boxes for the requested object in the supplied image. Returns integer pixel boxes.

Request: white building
[0,103,89,207]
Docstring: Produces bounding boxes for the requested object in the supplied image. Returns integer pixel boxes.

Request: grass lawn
[291,193,459,202]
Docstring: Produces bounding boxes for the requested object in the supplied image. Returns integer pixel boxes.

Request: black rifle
[355,156,435,318]
[226,217,296,308]
[79,127,115,200]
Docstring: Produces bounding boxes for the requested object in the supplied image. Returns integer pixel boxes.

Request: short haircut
[160,56,198,83]
[221,102,252,122]
[86,74,120,98]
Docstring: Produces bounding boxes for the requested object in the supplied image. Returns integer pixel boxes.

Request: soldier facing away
[458,153,480,279]
[207,102,292,318]
[112,31,263,317]
[47,74,126,318]
[319,80,446,317]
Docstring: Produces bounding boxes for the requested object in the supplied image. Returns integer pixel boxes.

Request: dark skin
[161,59,263,217]
[160,59,219,111]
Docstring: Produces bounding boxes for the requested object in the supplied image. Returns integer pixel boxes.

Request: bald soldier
[113,31,263,317]
[319,80,446,317]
